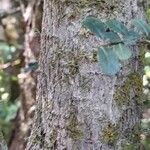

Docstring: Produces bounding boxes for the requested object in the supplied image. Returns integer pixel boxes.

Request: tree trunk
[26,0,146,149]
[9,1,42,149]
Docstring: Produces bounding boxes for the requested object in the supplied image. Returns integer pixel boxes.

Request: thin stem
[98,39,150,47]
[0,7,21,23]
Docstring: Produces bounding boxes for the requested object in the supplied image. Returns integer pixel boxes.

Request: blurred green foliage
[0,43,21,142]
[141,1,150,148]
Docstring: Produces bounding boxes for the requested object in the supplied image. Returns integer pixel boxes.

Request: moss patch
[122,143,137,150]
[67,112,83,140]
[122,122,141,150]
[100,122,118,145]
[129,122,141,143]
[49,129,57,146]
[68,59,79,77]
[139,47,146,65]
[64,0,107,8]
[113,72,143,107]
[90,49,98,62]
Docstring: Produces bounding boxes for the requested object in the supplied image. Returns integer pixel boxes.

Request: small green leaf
[132,19,150,36]
[113,44,132,60]
[97,47,120,75]
[101,31,121,43]
[106,19,128,35]
[123,31,140,45]
[82,16,107,38]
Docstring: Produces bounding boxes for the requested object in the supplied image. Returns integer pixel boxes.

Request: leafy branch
[82,16,150,75]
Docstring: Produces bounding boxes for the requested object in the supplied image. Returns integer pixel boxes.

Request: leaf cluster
[82,16,150,75]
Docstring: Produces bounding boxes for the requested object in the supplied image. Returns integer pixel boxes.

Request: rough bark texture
[26,0,146,150]
[0,131,8,150]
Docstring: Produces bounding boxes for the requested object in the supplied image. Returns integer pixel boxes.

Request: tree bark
[26,0,146,150]
[9,1,42,149]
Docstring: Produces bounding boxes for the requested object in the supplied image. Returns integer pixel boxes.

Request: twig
[0,7,21,23]
[0,59,21,70]
[98,39,150,47]
[99,41,124,47]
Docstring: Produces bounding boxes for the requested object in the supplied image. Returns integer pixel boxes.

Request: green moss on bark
[139,47,146,65]
[122,122,142,150]
[67,113,83,140]
[99,122,118,145]
[64,0,104,8]
[49,129,57,146]
[114,72,143,107]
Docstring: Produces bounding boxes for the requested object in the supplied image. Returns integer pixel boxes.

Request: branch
[0,7,21,23]
[99,41,124,47]
[0,59,21,70]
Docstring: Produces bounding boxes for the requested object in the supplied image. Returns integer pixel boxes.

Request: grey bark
[26,0,146,150]
[0,130,8,150]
